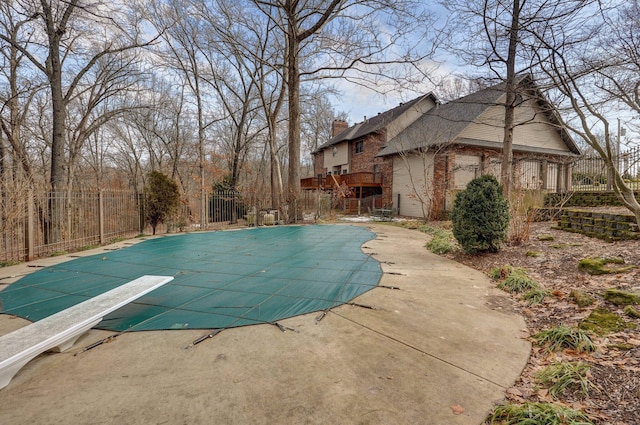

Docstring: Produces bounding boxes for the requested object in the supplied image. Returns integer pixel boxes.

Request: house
[301,93,438,212]
[302,75,581,218]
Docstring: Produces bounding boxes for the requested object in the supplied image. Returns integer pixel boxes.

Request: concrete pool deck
[0,223,530,425]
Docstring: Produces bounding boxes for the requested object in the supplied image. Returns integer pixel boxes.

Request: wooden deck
[301,172,386,215]
[301,172,383,190]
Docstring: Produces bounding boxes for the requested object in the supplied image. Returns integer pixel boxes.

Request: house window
[332,146,338,157]
[355,140,364,154]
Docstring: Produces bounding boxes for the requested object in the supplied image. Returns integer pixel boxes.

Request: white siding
[457,95,570,152]
[386,96,438,140]
[514,99,568,151]
[457,101,503,143]
[392,153,435,218]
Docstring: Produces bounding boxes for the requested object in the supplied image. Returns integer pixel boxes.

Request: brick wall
[429,145,569,218]
[350,131,393,205]
[430,152,450,219]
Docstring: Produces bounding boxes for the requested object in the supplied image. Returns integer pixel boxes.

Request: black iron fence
[0,189,249,263]
[0,190,142,263]
[572,147,640,191]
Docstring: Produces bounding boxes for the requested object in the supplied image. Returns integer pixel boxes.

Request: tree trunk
[286,10,301,223]
[270,144,284,210]
[267,115,284,210]
[500,0,520,200]
[49,51,67,191]
[45,3,73,243]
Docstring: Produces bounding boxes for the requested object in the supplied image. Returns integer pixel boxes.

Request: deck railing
[301,172,383,189]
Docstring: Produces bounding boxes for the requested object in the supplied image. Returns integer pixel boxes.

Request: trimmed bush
[451,175,510,253]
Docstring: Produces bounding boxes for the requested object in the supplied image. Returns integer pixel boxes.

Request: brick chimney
[332,119,348,137]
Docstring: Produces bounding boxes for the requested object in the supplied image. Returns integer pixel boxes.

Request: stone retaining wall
[555,209,639,241]
[545,191,640,207]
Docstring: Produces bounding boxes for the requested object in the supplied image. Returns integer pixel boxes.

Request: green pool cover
[0,225,382,331]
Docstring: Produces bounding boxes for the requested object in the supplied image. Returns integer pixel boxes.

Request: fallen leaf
[505,387,525,402]
[506,387,523,397]
[450,404,465,415]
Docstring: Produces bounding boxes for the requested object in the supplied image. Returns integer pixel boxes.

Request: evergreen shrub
[145,171,180,235]
[451,175,509,253]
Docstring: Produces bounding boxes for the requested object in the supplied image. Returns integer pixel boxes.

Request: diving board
[0,275,173,390]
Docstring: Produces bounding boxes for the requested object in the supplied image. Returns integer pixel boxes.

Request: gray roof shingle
[313,92,437,153]
[377,75,580,157]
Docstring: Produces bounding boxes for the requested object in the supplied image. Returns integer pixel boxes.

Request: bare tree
[147,0,214,228]
[535,2,640,226]
[65,53,145,191]
[0,0,162,243]
[0,1,44,184]
[107,117,145,192]
[301,91,345,165]
[0,0,158,191]
[252,0,434,220]
[442,0,595,197]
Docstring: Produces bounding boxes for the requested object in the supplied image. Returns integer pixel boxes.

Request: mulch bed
[442,221,640,425]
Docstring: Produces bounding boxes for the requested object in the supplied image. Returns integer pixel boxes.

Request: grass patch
[608,342,634,350]
[535,362,591,399]
[490,266,538,293]
[490,265,549,305]
[522,287,551,306]
[488,265,514,280]
[487,402,593,425]
[534,325,596,353]
[578,257,636,275]
[526,251,543,257]
[400,220,422,230]
[537,234,555,241]
[49,250,68,257]
[579,307,636,335]
[0,260,21,268]
[420,226,457,255]
[550,243,582,249]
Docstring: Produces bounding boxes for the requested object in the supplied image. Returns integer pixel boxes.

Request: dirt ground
[442,220,640,425]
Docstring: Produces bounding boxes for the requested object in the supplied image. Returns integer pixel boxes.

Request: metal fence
[572,147,640,191]
[0,189,249,263]
[0,190,142,263]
